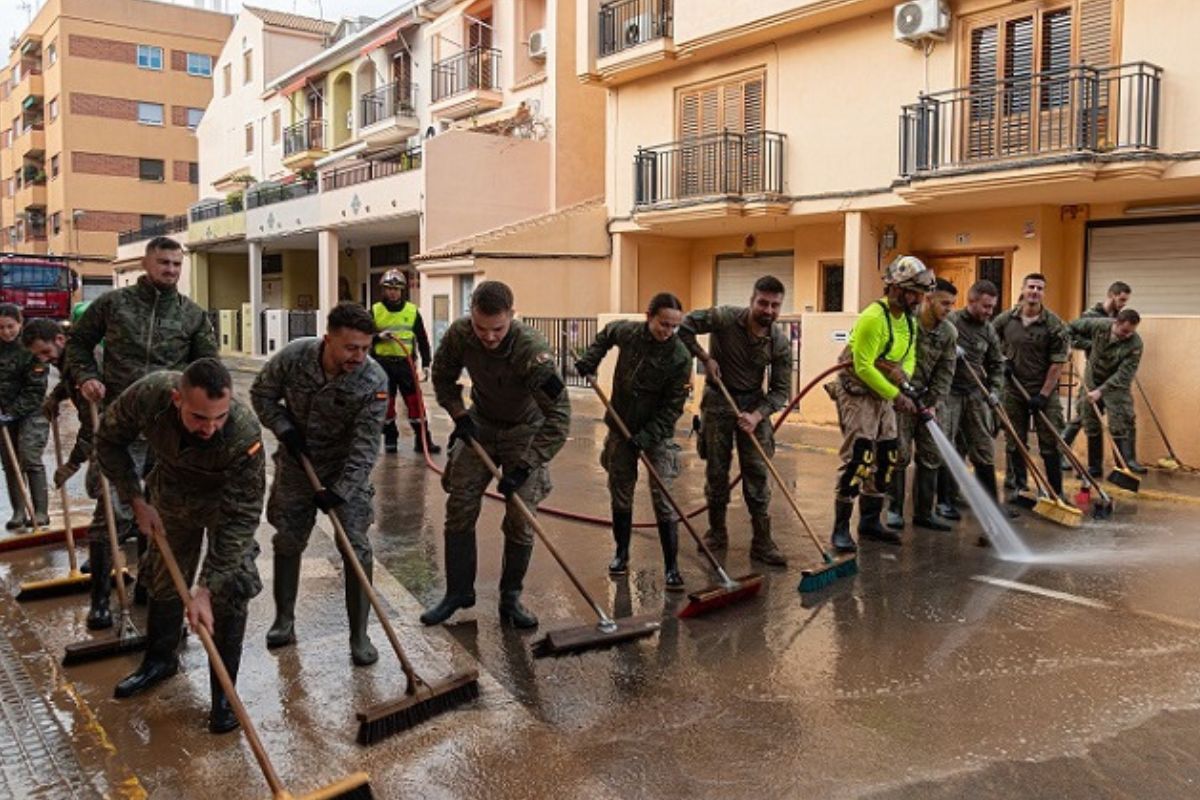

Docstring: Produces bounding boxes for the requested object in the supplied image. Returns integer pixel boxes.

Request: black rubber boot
[498,541,538,629]
[936,467,961,521]
[114,598,182,698]
[420,533,477,626]
[208,608,247,734]
[4,467,27,530]
[265,553,300,649]
[411,422,441,455]
[1061,420,1082,470]
[1087,435,1105,478]
[858,495,901,545]
[86,539,113,630]
[885,468,906,530]
[382,420,399,454]
[830,498,856,553]
[1006,448,1028,496]
[750,514,787,566]
[913,466,952,531]
[346,557,378,667]
[701,505,728,551]
[657,519,683,591]
[1043,455,1065,499]
[27,469,49,528]
[608,510,632,575]
[1115,437,1147,475]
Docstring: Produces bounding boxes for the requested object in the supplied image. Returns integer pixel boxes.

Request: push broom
[61,401,147,666]
[466,439,660,656]
[709,374,858,593]
[1088,396,1140,493]
[583,376,763,617]
[1135,377,1193,472]
[149,518,372,800]
[297,454,480,745]
[15,415,92,599]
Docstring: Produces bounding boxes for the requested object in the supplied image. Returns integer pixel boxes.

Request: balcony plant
[227,189,244,212]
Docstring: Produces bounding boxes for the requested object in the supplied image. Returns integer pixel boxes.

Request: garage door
[1087,221,1200,313]
[715,253,795,312]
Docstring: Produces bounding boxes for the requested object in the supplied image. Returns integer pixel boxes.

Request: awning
[22,95,40,110]
[359,23,402,56]
[281,71,325,96]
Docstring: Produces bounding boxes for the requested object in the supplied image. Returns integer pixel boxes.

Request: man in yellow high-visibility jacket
[371,269,439,454]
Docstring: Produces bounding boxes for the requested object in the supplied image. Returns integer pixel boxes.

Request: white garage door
[715,253,795,312]
[1087,221,1200,313]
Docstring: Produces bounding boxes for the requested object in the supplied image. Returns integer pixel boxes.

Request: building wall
[280,250,318,307]
[207,251,249,309]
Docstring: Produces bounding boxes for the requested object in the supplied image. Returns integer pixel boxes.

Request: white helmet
[380,269,407,289]
[884,255,935,292]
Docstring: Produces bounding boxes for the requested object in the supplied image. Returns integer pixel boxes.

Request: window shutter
[1078,0,1114,67]
[741,76,765,191]
[968,25,999,159]
[1040,9,1073,109]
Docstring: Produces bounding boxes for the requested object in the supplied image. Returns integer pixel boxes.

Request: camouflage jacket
[65,276,217,401]
[0,338,48,419]
[94,371,265,597]
[678,306,792,418]
[250,338,387,499]
[1067,317,1143,394]
[432,318,570,470]
[1071,301,1112,352]
[575,320,692,448]
[993,305,1071,394]
[912,317,959,405]
[949,308,1004,397]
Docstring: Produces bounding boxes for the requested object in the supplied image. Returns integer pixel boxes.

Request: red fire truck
[0,255,75,320]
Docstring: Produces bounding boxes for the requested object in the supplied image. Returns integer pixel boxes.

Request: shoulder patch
[374,390,388,400]
[246,440,263,457]
[534,351,553,365]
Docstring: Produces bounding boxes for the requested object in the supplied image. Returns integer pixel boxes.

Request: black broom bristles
[356,672,481,745]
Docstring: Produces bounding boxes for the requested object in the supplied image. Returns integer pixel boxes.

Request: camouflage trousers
[699,395,774,518]
[1,415,48,520]
[601,431,679,523]
[442,417,551,548]
[827,381,897,500]
[942,392,996,468]
[1002,389,1064,461]
[896,404,943,472]
[1078,388,1135,438]
[268,456,374,569]
[85,438,147,558]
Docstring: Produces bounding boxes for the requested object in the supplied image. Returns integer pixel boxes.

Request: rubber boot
[858,495,901,545]
[657,518,683,591]
[208,608,247,734]
[345,558,378,667]
[701,505,728,551]
[114,598,183,698]
[1087,435,1105,478]
[1061,419,1081,471]
[411,422,441,455]
[498,541,538,629]
[608,510,632,576]
[749,514,787,566]
[382,419,399,454]
[265,553,300,649]
[913,466,952,531]
[4,467,27,530]
[419,533,477,626]
[936,467,961,521]
[1043,455,1065,499]
[885,468,906,530]
[1005,448,1028,501]
[86,539,113,631]
[830,498,856,553]
[27,469,49,528]
[1115,437,1147,475]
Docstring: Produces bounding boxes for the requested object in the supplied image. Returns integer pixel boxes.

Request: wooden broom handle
[967,366,1060,501]
[0,424,36,523]
[49,416,79,573]
[1086,395,1131,472]
[88,402,132,613]
[1007,375,1111,500]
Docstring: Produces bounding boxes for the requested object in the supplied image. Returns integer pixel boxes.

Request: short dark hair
[753,275,786,296]
[145,236,183,255]
[1116,308,1141,325]
[1108,281,1132,295]
[934,278,958,295]
[968,280,999,299]
[647,292,682,316]
[326,301,375,336]
[471,280,514,315]
[180,357,232,399]
[1022,273,1047,286]
[0,304,22,322]
[21,318,62,347]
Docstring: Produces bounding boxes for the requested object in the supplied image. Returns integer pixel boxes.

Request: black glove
[899,382,928,404]
[1028,393,1049,413]
[448,415,477,448]
[497,464,531,498]
[1002,361,1014,379]
[574,359,595,378]
[279,428,307,461]
[313,487,345,513]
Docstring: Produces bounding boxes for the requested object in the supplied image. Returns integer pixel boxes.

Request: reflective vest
[372,301,418,357]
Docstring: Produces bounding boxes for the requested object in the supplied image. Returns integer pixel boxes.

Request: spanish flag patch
[375,391,388,400]
[247,441,262,457]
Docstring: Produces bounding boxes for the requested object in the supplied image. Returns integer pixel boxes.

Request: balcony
[430,47,502,120]
[321,148,422,191]
[633,131,787,219]
[117,214,188,246]
[188,197,246,245]
[17,124,45,158]
[281,119,328,171]
[245,179,318,210]
[359,82,419,146]
[899,62,1162,178]
[599,0,673,57]
[11,68,43,111]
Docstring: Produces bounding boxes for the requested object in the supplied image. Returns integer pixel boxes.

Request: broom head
[356,669,480,745]
[533,614,660,657]
[1157,457,1181,471]
[677,573,763,618]
[63,619,147,666]
[798,554,858,593]
[1091,496,1114,519]
[1033,497,1083,528]
[1107,468,1140,493]
[17,568,131,602]
[295,772,374,800]
[0,523,89,554]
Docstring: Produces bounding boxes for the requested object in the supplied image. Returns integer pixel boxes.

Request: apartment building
[0,0,231,296]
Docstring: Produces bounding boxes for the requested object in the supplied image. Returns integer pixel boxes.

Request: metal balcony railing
[360,82,418,128]
[634,131,786,208]
[282,118,327,157]
[117,214,188,245]
[189,199,238,222]
[321,148,422,191]
[599,0,673,58]
[245,180,318,209]
[431,47,501,103]
[899,61,1162,176]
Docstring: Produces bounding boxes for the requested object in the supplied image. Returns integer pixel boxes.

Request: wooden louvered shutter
[1078,0,1114,67]
[677,73,764,197]
[968,25,999,159]
[678,86,719,196]
[741,76,765,192]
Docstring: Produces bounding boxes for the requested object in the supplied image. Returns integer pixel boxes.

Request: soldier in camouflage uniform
[420,281,571,630]
[1068,308,1144,478]
[251,303,387,667]
[67,237,217,630]
[886,278,958,532]
[0,304,49,532]
[678,276,792,566]
[27,308,95,487]
[97,360,264,735]
[574,293,692,589]
[993,273,1071,502]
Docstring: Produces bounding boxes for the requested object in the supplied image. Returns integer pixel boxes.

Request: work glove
[278,428,308,461]
[448,415,477,448]
[573,359,595,378]
[313,487,345,513]
[497,464,531,498]
[899,382,928,405]
[1028,393,1049,413]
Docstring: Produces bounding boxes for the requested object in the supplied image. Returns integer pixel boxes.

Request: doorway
[920,251,1011,308]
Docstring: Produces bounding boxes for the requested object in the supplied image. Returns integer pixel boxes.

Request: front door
[921,252,1009,309]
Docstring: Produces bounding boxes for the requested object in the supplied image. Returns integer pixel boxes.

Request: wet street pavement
[3,370,1200,799]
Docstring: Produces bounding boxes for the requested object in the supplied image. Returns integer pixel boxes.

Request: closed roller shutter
[715,253,795,312]
[1087,221,1200,314]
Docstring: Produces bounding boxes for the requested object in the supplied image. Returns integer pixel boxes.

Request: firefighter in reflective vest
[370,269,438,455]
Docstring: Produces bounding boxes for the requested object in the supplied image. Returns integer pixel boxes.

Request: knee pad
[837,438,875,499]
[874,439,899,493]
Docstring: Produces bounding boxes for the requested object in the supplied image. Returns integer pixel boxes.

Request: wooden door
[923,255,975,309]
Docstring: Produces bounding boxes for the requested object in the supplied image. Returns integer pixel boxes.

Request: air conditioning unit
[528,28,548,60]
[218,309,241,354]
[894,0,950,44]
[624,15,651,47]
[263,308,287,356]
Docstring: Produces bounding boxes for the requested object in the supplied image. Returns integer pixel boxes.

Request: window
[48,97,58,121]
[821,262,844,312]
[137,102,164,126]
[222,63,231,96]
[137,45,163,71]
[46,42,56,66]
[675,71,765,196]
[1,129,9,148]
[139,158,164,181]
[271,109,281,145]
[245,122,254,154]
[51,212,61,235]
[50,154,59,178]
[186,53,212,77]
[188,162,199,184]
[187,107,203,129]
[243,49,253,84]
[140,214,165,230]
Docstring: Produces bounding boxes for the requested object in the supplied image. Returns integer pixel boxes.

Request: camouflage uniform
[250,337,386,663]
[1068,316,1142,439]
[425,318,570,625]
[1062,302,1113,448]
[0,338,49,528]
[678,306,791,560]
